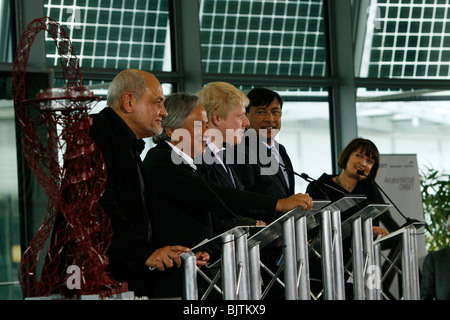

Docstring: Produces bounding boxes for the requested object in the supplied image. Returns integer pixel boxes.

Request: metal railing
[181,199,424,301]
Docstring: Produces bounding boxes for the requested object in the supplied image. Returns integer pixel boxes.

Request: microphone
[356,170,424,228]
[299,170,348,197]
[279,164,331,201]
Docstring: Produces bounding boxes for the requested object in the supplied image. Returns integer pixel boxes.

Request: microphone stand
[356,170,425,228]
[299,171,348,197]
[279,164,331,201]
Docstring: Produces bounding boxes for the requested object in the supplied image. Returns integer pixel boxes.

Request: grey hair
[107,69,146,108]
[152,92,199,144]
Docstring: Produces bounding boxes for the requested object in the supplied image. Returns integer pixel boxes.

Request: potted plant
[420,167,450,252]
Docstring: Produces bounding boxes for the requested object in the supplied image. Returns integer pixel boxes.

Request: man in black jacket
[143,92,313,298]
[196,82,248,192]
[235,88,295,199]
[89,69,207,297]
[234,88,297,299]
[195,82,265,233]
[421,218,450,300]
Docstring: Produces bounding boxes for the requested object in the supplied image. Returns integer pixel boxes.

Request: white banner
[376,154,426,261]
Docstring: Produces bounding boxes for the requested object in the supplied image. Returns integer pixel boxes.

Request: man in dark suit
[143,92,313,298]
[234,88,297,299]
[89,69,207,297]
[195,82,266,233]
[236,87,296,200]
[421,219,450,300]
[195,82,248,190]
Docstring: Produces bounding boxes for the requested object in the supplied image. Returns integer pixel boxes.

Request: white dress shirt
[165,140,197,171]
[262,141,290,189]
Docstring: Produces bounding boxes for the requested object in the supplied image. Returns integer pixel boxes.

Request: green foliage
[420,167,450,252]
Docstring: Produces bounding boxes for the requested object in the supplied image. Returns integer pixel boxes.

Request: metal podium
[181,201,330,300]
[309,195,367,300]
[247,200,330,300]
[372,221,426,300]
[340,203,392,300]
[180,197,424,301]
[181,225,261,300]
[180,197,370,300]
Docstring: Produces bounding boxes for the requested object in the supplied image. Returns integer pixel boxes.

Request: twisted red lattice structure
[12,17,127,298]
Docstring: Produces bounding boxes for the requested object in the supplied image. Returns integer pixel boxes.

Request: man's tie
[221,149,236,188]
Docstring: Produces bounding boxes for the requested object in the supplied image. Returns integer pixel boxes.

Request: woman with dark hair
[306,137,391,299]
[306,138,385,218]
[336,137,381,186]
[306,137,388,235]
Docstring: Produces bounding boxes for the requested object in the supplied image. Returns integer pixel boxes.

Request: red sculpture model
[12,16,127,298]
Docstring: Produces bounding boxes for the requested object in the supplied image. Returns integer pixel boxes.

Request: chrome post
[352,217,365,300]
[331,209,345,300]
[181,250,198,300]
[248,243,262,300]
[295,215,310,300]
[320,209,335,300]
[282,216,298,300]
[232,228,250,300]
[363,217,376,300]
[221,233,237,300]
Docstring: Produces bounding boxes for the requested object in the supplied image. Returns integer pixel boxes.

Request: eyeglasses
[252,110,282,119]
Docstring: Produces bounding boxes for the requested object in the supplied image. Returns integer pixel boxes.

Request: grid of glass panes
[364,0,450,78]
[0,0,13,63]
[199,0,326,77]
[44,0,171,71]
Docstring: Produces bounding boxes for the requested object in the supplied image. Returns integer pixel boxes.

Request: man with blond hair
[196,82,311,236]
[196,82,259,232]
[198,81,250,150]
[196,82,249,190]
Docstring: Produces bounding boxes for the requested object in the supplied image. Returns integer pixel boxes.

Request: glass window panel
[0,0,13,63]
[0,75,22,299]
[358,0,450,79]
[199,0,327,77]
[44,0,172,71]
[281,97,331,194]
[356,87,450,174]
